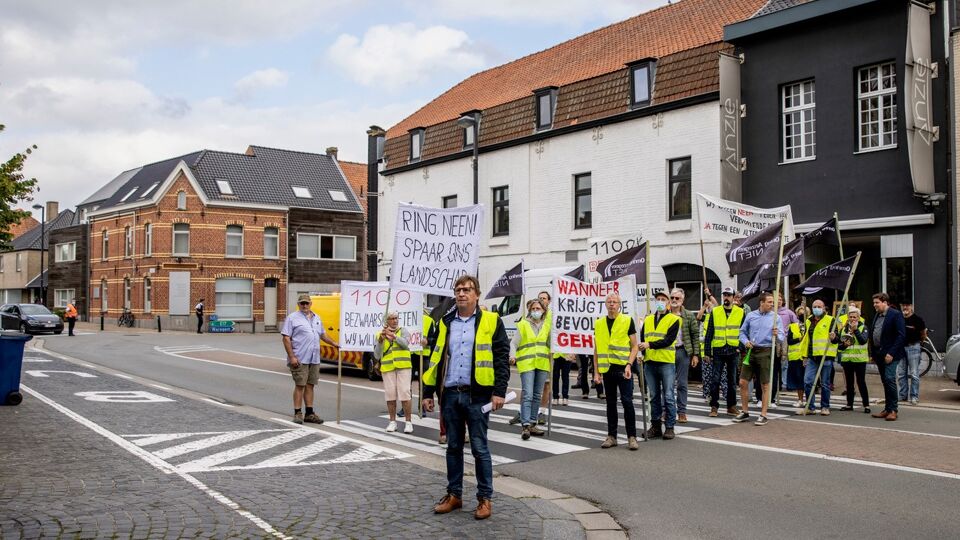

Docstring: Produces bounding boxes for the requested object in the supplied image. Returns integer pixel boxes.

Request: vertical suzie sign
[905,1,938,195]
[550,275,636,355]
[390,203,484,296]
[719,52,743,202]
[339,281,423,352]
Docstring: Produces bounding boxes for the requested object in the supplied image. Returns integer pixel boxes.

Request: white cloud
[233,69,290,102]
[328,23,486,90]
[405,0,668,25]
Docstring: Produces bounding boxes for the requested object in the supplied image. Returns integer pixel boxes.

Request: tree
[0,123,38,250]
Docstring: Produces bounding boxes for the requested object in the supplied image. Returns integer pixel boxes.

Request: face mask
[812,307,824,317]
[655,301,667,312]
[529,311,543,320]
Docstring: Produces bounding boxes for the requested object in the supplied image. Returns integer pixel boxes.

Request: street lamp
[456,111,481,204]
[31,203,45,305]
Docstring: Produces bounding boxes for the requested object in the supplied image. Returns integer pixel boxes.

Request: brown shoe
[474,498,492,520]
[662,428,675,440]
[726,407,739,416]
[600,436,617,448]
[709,407,718,417]
[628,436,639,450]
[528,425,546,437]
[871,410,890,419]
[438,435,447,445]
[303,413,324,424]
[677,413,688,423]
[885,411,898,421]
[433,494,462,514]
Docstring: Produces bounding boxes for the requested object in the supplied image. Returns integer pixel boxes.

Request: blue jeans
[803,358,834,410]
[646,361,677,427]
[441,388,494,500]
[520,369,548,425]
[877,356,901,413]
[898,343,921,401]
[673,347,690,415]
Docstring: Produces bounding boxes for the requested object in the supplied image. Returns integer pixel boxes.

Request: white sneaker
[910,398,919,405]
[561,398,569,406]
[553,398,560,405]
[385,421,397,432]
[403,422,414,434]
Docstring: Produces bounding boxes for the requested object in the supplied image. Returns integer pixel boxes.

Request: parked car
[944,334,960,384]
[0,304,64,335]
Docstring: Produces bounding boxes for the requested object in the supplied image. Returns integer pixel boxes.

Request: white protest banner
[390,203,484,296]
[339,281,423,352]
[585,234,644,282]
[550,274,637,355]
[696,193,794,242]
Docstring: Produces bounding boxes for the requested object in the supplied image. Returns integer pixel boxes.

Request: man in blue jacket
[868,292,906,421]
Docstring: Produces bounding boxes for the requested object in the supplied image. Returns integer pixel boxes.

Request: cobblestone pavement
[0,349,581,539]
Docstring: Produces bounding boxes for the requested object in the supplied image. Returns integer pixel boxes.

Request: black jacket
[423,306,510,402]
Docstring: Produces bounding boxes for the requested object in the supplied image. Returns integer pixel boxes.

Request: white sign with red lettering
[339,281,423,353]
[550,275,637,355]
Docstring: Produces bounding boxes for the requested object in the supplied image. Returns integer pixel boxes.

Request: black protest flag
[485,260,525,299]
[597,243,647,283]
[726,220,784,275]
[803,217,840,248]
[565,265,586,281]
[793,255,857,292]
[740,265,773,302]
[757,237,804,279]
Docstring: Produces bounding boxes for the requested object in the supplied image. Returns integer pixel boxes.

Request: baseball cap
[655,290,670,300]
[297,294,312,304]
[721,287,736,295]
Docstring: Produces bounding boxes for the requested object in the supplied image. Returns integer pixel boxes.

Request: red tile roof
[386,0,767,138]
[7,213,39,239]
[338,160,368,214]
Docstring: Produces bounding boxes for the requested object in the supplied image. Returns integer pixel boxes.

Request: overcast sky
[0,0,667,219]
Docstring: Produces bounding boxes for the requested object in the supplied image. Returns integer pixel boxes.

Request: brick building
[1,202,75,305]
[81,145,365,332]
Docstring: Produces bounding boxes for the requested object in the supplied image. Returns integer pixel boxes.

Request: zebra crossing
[340,391,796,464]
[122,428,411,473]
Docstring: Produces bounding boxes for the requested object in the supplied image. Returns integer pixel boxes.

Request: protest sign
[696,193,793,241]
[390,203,484,296]
[339,281,423,352]
[585,233,645,282]
[550,275,637,355]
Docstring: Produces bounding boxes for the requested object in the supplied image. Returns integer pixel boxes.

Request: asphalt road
[41,330,960,539]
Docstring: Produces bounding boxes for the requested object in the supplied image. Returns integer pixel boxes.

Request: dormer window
[629,59,655,108]
[464,125,475,149]
[534,87,558,130]
[409,128,425,162]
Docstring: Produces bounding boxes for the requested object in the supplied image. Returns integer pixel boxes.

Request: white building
[373,0,768,308]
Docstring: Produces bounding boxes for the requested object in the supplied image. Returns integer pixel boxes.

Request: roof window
[120,187,138,202]
[628,59,656,108]
[216,179,234,195]
[328,190,348,202]
[292,186,312,199]
[534,87,558,131]
[140,182,160,198]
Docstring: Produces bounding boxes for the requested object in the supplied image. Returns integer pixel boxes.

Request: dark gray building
[46,219,89,319]
[725,0,951,340]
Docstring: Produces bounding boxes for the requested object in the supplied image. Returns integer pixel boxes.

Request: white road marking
[113,373,133,380]
[127,433,213,447]
[332,419,516,465]
[22,357,52,363]
[202,398,235,408]
[395,415,587,454]
[176,430,313,472]
[683,434,960,481]
[20,384,294,540]
[151,384,171,391]
[25,370,97,378]
[75,390,174,403]
[786,417,960,440]
[938,389,960,393]
[253,437,344,467]
[153,430,271,459]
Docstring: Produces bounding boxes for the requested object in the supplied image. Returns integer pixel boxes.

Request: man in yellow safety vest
[703,287,745,417]
[641,291,682,439]
[593,291,640,450]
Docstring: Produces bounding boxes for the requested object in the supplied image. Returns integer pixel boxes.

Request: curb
[31,341,626,539]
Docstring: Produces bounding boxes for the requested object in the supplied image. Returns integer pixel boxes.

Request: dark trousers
[842,362,869,407]
[552,356,570,399]
[755,355,782,402]
[66,317,77,336]
[876,356,900,413]
[196,314,203,333]
[441,388,493,500]
[577,355,603,396]
[601,365,636,438]
[708,349,739,408]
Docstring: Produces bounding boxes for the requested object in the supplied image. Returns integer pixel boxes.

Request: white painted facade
[378,101,736,296]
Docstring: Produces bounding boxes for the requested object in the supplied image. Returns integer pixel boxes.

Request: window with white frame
[123,277,131,309]
[216,179,234,195]
[215,278,253,320]
[54,289,74,308]
[297,233,356,260]
[100,278,108,312]
[173,223,190,256]
[226,225,243,257]
[55,242,76,262]
[16,253,21,272]
[177,191,187,210]
[409,129,425,162]
[124,226,133,258]
[292,186,312,199]
[781,80,816,162]
[144,223,153,256]
[263,227,279,259]
[858,62,897,151]
[144,278,152,313]
[328,190,348,202]
[102,230,109,260]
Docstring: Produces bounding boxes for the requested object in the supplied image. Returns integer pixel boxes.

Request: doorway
[264,278,278,328]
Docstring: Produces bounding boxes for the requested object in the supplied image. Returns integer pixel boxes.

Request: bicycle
[919,329,945,378]
[118,309,135,328]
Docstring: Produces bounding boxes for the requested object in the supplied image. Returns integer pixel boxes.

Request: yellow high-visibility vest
[595,313,632,374]
[806,315,838,358]
[643,312,681,363]
[516,319,550,373]
[837,315,868,363]
[377,330,412,372]
[421,314,434,358]
[788,323,803,361]
[710,306,745,348]
[423,311,498,387]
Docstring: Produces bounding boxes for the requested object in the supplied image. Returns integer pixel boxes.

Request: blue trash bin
[0,331,33,406]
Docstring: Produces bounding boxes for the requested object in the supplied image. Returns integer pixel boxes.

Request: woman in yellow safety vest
[375,311,414,433]
[784,306,808,407]
[511,299,551,440]
[835,306,870,413]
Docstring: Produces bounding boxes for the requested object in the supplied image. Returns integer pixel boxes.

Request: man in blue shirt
[281,294,339,425]
[734,291,785,426]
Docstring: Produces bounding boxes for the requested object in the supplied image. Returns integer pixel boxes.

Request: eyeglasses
[298,301,310,306]
[454,287,475,294]
[670,296,682,300]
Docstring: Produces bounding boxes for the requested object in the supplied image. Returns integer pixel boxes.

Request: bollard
[157,315,162,333]
[100,315,104,331]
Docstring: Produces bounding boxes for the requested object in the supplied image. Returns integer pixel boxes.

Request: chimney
[46,201,59,221]
[325,147,338,160]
